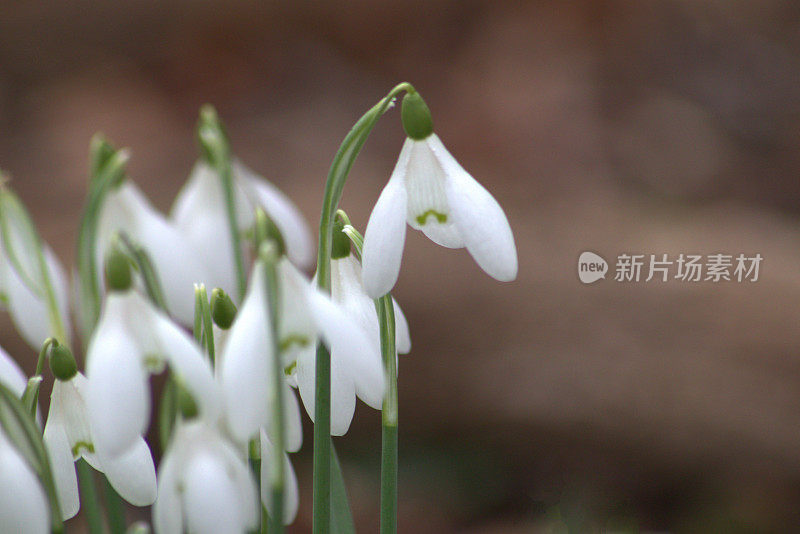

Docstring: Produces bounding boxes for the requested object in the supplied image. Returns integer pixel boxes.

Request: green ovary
[415,210,447,225]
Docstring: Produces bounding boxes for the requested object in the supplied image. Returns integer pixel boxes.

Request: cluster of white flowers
[0,87,516,533]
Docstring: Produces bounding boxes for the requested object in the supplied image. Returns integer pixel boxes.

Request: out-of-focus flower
[0,428,50,534]
[85,287,220,459]
[96,180,211,325]
[170,160,314,299]
[153,419,259,534]
[259,429,299,525]
[362,92,517,298]
[0,185,71,349]
[44,371,156,519]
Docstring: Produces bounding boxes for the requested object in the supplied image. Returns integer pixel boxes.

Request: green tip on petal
[331,218,351,259]
[49,343,77,381]
[401,91,434,140]
[177,382,199,420]
[104,246,133,292]
[210,288,237,330]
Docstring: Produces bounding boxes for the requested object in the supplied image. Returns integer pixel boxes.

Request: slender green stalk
[102,477,127,534]
[27,338,55,416]
[377,298,398,534]
[77,459,104,534]
[340,218,400,533]
[117,232,167,311]
[261,244,285,533]
[313,82,413,534]
[197,106,247,300]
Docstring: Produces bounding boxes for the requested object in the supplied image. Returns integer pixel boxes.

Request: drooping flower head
[362,91,518,298]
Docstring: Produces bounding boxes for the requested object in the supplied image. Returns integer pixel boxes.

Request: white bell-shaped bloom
[0,429,49,534]
[259,429,299,525]
[44,373,156,519]
[278,258,384,436]
[362,134,517,298]
[217,262,303,450]
[330,254,411,356]
[170,160,314,299]
[97,181,211,325]
[85,289,221,458]
[153,419,259,534]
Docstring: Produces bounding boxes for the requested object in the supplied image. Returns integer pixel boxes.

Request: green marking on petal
[71,441,95,457]
[284,361,297,377]
[279,334,310,353]
[144,354,165,373]
[415,210,447,225]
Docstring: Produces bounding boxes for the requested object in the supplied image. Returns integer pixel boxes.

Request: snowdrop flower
[170,160,314,298]
[362,91,517,298]
[217,259,303,449]
[0,186,71,349]
[153,418,259,534]
[329,235,412,358]
[259,429,299,525]
[0,344,27,397]
[44,347,156,519]
[0,428,49,534]
[96,179,211,325]
[85,255,220,460]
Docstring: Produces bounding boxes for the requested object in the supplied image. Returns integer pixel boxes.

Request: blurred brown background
[2,1,800,532]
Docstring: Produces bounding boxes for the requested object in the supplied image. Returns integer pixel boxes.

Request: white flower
[361,133,517,298]
[217,261,303,449]
[85,289,221,459]
[330,253,411,356]
[153,419,259,534]
[97,180,212,325]
[259,429,299,525]
[0,428,49,534]
[0,187,71,349]
[280,258,384,436]
[170,160,314,298]
[44,373,156,519]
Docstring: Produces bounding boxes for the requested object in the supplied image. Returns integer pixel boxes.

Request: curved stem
[312,82,412,534]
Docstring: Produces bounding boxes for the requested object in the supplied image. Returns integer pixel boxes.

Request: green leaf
[330,442,356,534]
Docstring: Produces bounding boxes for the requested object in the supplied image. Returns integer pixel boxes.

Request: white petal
[0,345,27,396]
[431,135,518,282]
[170,162,248,299]
[260,430,299,524]
[0,433,50,534]
[235,161,315,268]
[219,267,272,442]
[43,411,79,520]
[402,138,465,249]
[183,450,247,534]
[362,161,408,298]
[306,289,384,434]
[86,320,150,457]
[148,311,221,423]
[263,381,303,453]
[54,376,94,460]
[99,182,211,324]
[99,437,156,506]
[152,446,183,534]
[276,260,317,367]
[215,432,260,531]
[392,298,411,355]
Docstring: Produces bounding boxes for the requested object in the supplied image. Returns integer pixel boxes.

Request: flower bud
[49,343,77,381]
[255,209,286,257]
[177,383,199,420]
[331,219,351,260]
[401,91,434,140]
[104,247,133,292]
[211,288,237,330]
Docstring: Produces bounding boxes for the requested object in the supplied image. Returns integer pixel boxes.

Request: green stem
[77,459,104,534]
[313,82,413,534]
[117,232,167,312]
[378,298,398,534]
[29,338,55,416]
[102,477,126,534]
